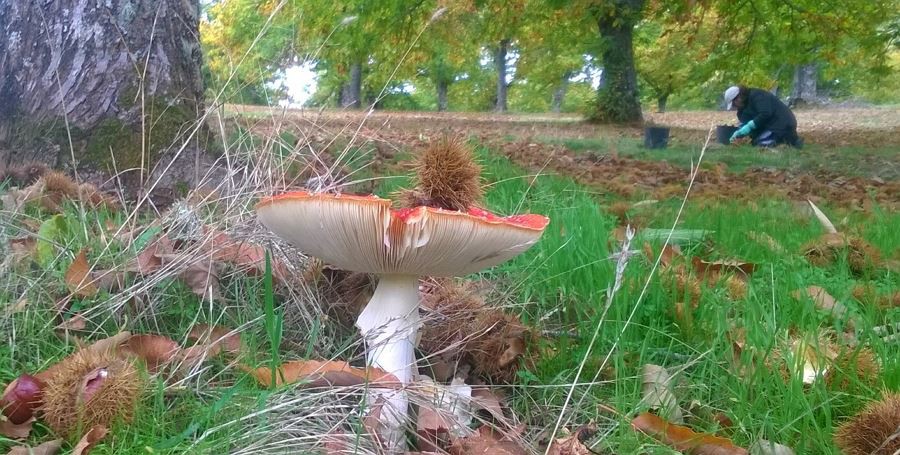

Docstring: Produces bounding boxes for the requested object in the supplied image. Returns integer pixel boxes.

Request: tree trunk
[592,1,645,123]
[494,39,510,113]
[341,62,363,108]
[551,71,572,113]
[436,80,450,112]
[657,93,669,113]
[0,0,205,189]
[790,63,818,106]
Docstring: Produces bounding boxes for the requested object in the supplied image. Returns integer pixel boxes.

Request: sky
[271,63,317,107]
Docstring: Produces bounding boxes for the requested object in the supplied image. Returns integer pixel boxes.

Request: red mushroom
[257,191,548,450]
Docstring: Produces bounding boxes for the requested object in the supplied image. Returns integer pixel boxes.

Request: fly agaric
[256,191,548,450]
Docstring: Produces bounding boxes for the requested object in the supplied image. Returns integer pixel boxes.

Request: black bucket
[643,127,670,149]
[716,125,739,145]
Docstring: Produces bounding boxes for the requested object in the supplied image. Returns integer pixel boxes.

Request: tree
[591,0,646,122]
[0,0,206,187]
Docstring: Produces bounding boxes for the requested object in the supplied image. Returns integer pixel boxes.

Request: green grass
[542,136,900,180]
[2,130,898,453]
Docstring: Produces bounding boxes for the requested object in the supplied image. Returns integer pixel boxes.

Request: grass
[541,135,900,180]
[2,124,898,454]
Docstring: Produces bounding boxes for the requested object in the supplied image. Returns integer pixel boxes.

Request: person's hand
[729,120,756,143]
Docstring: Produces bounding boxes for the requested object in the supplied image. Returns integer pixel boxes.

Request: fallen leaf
[178,259,221,301]
[71,425,108,455]
[207,229,292,284]
[792,286,849,320]
[498,336,526,367]
[644,242,682,269]
[187,324,242,356]
[631,412,748,454]
[0,417,33,439]
[57,313,87,332]
[241,360,399,388]
[5,297,30,316]
[641,364,684,423]
[35,214,68,267]
[7,439,63,455]
[749,439,795,455]
[123,235,172,275]
[8,236,36,264]
[448,425,527,455]
[471,386,505,420]
[65,249,99,297]
[547,425,596,455]
[122,334,181,372]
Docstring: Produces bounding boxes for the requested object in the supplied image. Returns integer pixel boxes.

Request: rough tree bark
[436,79,450,112]
[0,0,206,189]
[550,71,572,113]
[790,63,819,106]
[494,39,510,113]
[341,62,363,108]
[592,0,645,123]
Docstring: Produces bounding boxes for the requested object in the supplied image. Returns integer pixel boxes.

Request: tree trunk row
[494,38,510,113]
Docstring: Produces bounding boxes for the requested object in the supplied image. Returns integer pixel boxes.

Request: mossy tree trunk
[0,0,205,190]
[591,0,645,124]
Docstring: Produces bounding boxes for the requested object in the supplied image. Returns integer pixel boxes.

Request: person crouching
[723,85,803,148]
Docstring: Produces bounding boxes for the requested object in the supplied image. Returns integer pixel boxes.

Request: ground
[1,105,898,454]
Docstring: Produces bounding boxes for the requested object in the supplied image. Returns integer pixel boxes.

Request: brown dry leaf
[644,242,682,269]
[65,249,98,297]
[792,286,849,320]
[123,235,173,275]
[641,364,684,423]
[8,237,37,264]
[7,439,63,455]
[471,386,505,420]
[5,297,30,316]
[448,426,527,455]
[498,336,526,367]
[631,412,748,454]
[207,229,292,284]
[241,360,400,388]
[121,334,181,372]
[71,425,108,455]
[547,425,596,455]
[0,418,33,439]
[179,259,221,301]
[34,332,132,383]
[187,324,242,357]
[57,314,87,331]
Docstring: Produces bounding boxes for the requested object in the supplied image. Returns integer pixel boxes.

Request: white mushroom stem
[355,274,421,453]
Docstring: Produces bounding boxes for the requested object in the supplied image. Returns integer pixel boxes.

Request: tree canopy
[200,0,900,121]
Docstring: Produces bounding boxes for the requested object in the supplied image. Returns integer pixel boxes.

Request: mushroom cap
[257,191,549,276]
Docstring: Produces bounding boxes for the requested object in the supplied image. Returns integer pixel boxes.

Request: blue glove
[729,120,756,143]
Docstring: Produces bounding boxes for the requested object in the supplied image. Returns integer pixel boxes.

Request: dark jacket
[737,88,800,146]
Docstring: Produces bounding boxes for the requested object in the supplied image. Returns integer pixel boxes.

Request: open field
[2,106,898,453]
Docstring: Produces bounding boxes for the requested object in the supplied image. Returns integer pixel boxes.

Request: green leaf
[36,214,69,267]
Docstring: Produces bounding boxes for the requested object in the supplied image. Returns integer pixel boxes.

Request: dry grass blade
[807,200,838,234]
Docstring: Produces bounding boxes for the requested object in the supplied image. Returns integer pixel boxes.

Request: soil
[226,107,900,209]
